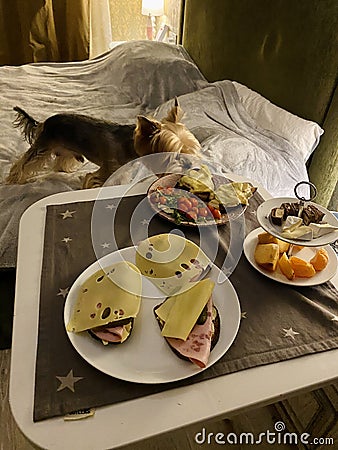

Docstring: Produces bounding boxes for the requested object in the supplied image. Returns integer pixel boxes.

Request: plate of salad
[147,166,256,227]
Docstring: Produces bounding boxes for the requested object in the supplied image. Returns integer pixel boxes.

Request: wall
[109,0,182,42]
[109,0,144,41]
[182,0,337,125]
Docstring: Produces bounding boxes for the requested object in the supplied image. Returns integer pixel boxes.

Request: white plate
[64,247,241,384]
[256,197,338,247]
[243,227,338,286]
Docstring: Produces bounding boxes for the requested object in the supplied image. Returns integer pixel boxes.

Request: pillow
[233,82,324,162]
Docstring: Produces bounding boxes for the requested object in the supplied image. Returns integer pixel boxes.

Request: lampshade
[141,0,164,16]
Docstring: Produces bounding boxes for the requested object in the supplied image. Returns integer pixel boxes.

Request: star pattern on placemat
[283,327,300,339]
[101,242,110,249]
[241,311,247,319]
[141,219,150,225]
[60,210,76,219]
[57,287,69,298]
[106,203,116,210]
[56,369,84,393]
[264,337,273,347]
[62,237,72,243]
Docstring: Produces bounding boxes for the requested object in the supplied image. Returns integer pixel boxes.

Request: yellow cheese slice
[101,322,133,346]
[121,322,133,343]
[155,296,176,323]
[179,164,214,192]
[67,261,142,333]
[214,183,239,207]
[135,233,211,295]
[160,279,215,341]
[215,182,254,207]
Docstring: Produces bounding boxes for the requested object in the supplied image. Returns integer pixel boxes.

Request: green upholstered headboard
[181,0,338,207]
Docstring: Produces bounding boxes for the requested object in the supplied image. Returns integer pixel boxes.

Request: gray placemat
[33,193,338,421]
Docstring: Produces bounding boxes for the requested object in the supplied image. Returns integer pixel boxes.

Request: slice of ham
[166,297,214,368]
[91,325,126,343]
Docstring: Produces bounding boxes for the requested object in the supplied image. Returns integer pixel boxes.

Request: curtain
[89,0,112,59]
[0,0,112,65]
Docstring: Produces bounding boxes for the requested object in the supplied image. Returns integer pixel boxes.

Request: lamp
[141,0,164,40]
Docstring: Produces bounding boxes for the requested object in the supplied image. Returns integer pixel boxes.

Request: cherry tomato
[178,203,189,212]
[213,209,222,220]
[198,207,209,217]
[159,196,167,204]
[187,211,198,221]
[178,198,187,206]
[178,196,191,204]
[208,204,222,220]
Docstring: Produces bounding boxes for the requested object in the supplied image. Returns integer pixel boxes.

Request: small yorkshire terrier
[5,98,201,188]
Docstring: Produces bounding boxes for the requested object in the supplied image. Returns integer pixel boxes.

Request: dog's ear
[163,97,184,124]
[136,116,161,135]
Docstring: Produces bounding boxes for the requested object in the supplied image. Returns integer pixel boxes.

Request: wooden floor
[1,348,336,450]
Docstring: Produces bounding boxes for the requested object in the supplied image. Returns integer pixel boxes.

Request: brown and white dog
[5,98,201,188]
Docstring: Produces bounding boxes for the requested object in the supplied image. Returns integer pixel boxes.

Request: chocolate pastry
[270,208,284,225]
[280,202,300,219]
[301,204,325,225]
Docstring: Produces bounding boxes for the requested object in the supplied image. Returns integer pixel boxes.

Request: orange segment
[310,248,329,271]
[278,253,295,280]
[292,245,304,252]
[289,256,316,278]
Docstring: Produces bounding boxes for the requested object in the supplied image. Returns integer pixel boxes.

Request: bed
[0,40,328,268]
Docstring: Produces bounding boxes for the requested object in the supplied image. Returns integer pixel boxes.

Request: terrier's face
[133,102,201,157]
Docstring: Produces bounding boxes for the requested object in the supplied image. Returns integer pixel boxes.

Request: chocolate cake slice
[270,208,284,225]
[301,204,325,225]
[280,202,300,219]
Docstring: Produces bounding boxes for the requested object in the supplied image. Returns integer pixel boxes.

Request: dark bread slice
[153,301,220,363]
[88,317,134,345]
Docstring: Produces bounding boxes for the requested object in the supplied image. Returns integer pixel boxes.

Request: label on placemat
[64,408,95,421]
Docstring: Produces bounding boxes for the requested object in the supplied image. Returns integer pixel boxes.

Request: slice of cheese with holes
[67,261,142,333]
[156,279,215,341]
[135,233,211,295]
